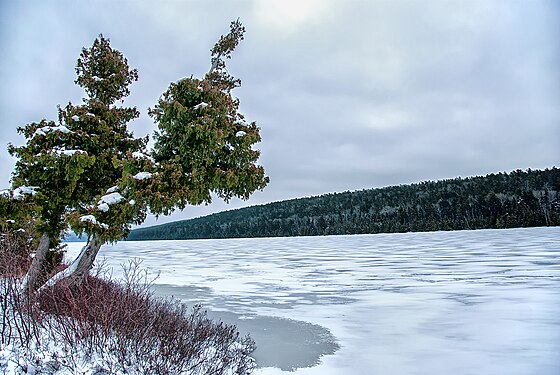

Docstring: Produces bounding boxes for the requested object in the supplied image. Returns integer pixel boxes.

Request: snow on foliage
[106,186,119,193]
[133,172,153,180]
[236,131,246,137]
[97,192,125,212]
[97,203,110,212]
[193,102,209,110]
[51,149,87,157]
[131,151,154,162]
[33,125,72,137]
[80,215,109,229]
[12,186,39,200]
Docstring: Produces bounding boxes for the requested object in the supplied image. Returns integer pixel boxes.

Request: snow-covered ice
[65,227,560,374]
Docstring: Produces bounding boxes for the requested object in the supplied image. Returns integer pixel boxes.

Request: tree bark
[38,233,104,292]
[21,232,50,294]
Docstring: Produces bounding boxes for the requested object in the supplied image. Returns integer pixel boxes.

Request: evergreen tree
[5,20,268,293]
[147,20,268,215]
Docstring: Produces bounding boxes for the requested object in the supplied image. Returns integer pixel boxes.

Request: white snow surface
[236,131,246,137]
[63,227,560,375]
[132,172,152,180]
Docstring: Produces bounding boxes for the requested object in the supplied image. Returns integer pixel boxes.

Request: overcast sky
[1,0,559,227]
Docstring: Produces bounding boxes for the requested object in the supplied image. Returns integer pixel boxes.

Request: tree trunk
[38,233,104,292]
[21,232,51,294]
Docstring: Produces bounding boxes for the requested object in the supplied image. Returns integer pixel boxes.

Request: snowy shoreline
[61,227,560,374]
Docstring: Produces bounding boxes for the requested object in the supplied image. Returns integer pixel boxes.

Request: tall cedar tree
[147,20,268,214]
[6,20,268,293]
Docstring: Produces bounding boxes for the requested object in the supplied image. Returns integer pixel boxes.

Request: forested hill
[127,168,560,241]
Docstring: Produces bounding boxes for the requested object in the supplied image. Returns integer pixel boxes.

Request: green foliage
[7,34,148,244]
[147,20,268,215]
[75,35,139,104]
[127,167,560,240]
[5,21,268,247]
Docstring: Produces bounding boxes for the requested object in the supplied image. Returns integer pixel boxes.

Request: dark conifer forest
[127,168,560,240]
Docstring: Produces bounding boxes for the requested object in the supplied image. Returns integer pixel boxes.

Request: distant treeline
[127,167,560,240]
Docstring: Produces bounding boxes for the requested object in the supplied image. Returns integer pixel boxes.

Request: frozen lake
[66,227,560,374]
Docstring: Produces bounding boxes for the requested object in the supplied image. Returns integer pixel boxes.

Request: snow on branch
[80,215,109,229]
[193,102,209,110]
[33,125,72,138]
[12,186,39,200]
[132,151,155,162]
[97,192,125,212]
[55,149,87,157]
[133,172,153,180]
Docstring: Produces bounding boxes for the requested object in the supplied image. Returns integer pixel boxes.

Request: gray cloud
[1,0,558,227]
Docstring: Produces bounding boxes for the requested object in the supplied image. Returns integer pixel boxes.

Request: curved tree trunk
[38,233,104,292]
[21,232,51,294]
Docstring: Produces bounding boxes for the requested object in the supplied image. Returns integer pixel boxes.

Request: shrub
[1,237,256,374]
[37,271,256,374]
